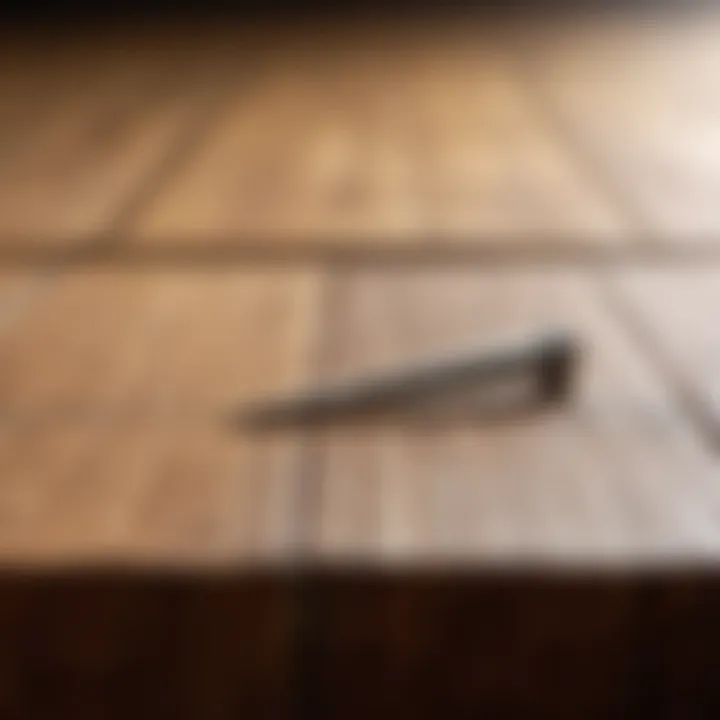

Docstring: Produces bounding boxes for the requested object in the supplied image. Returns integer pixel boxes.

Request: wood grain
[0,573,292,719]
[0,30,232,244]
[0,424,304,565]
[309,270,720,564]
[306,575,720,720]
[1,17,720,719]
[523,9,720,241]
[132,25,623,248]
[0,269,321,565]
[308,577,638,720]
[0,270,321,416]
[0,271,50,331]
[613,267,720,445]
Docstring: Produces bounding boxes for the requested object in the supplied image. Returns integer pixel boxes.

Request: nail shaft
[240,328,578,427]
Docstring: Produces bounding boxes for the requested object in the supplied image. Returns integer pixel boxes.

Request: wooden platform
[1,7,720,717]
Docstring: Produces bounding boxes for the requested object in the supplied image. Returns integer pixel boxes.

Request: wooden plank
[0,270,321,416]
[0,271,50,334]
[309,270,720,564]
[132,25,623,248]
[303,575,720,720]
[0,30,231,243]
[308,577,638,719]
[524,9,720,241]
[0,424,302,565]
[0,573,292,718]
[0,270,320,565]
[612,267,720,444]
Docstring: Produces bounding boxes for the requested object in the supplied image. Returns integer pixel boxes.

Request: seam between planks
[508,39,658,248]
[596,269,720,454]
[4,241,720,269]
[287,270,342,720]
[99,59,247,243]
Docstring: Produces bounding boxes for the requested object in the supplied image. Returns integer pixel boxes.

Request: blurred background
[0,0,719,716]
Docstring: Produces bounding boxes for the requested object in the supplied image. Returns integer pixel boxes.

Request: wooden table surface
[2,8,719,568]
[1,8,720,715]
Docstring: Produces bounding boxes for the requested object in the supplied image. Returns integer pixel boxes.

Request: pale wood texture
[613,267,720,443]
[0,271,50,329]
[0,270,321,564]
[524,9,720,241]
[0,30,232,243]
[310,270,720,564]
[0,425,302,565]
[0,270,320,415]
[131,24,623,248]
[0,17,719,569]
